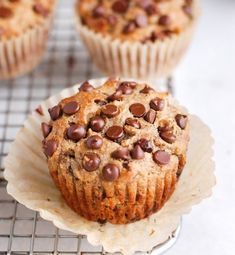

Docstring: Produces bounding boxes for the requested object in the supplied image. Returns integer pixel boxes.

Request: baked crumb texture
[78,0,194,42]
[42,79,189,224]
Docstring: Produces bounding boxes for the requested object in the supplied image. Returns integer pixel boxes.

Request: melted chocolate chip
[79,81,94,92]
[135,139,153,153]
[93,5,105,18]
[182,4,192,17]
[112,0,129,13]
[107,90,123,102]
[48,105,62,121]
[41,122,52,138]
[150,98,165,111]
[123,21,136,34]
[82,152,100,172]
[63,101,79,115]
[129,103,146,117]
[118,81,136,95]
[146,4,158,16]
[102,163,120,181]
[144,109,156,124]
[175,114,188,129]
[43,139,57,157]
[94,99,107,106]
[125,118,141,129]
[0,6,13,18]
[153,150,170,165]
[140,85,154,94]
[107,14,118,25]
[102,104,119,118]
[35,105,43,115]
[131,144,145,159]
[135,14,148,28]
[33,3,49,17]
[159,130,176,144]
[86,135,103,149]
[90,116,105,132]
[111,147,130,160]
[158,15,171,26]
[67,124,86,141]
[106,125,124,141]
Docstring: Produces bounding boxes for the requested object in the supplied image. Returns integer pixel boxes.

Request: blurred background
[0,0,235,254]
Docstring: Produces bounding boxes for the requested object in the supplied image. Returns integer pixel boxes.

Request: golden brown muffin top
[41,78,189,185]
[0,0,55,40]
[77,0,195,43]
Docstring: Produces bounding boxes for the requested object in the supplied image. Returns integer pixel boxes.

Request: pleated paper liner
[75,1,200,80]
[0,3,56,80]
[4,78,215,255]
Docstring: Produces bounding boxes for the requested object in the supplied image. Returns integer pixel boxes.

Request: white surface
[165,0,235,254]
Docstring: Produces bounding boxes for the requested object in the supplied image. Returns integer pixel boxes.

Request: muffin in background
[0,0,56,80]
[42,78,189,224]
[75,0,200,80]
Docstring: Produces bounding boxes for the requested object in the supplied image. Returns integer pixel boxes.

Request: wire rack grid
[0,1,176,254]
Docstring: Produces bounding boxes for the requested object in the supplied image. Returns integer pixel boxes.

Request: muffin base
[0,12,54,80]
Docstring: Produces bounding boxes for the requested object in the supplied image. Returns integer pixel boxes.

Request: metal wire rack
[0,1,176,254]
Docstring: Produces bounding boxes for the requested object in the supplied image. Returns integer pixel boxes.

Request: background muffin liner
[75,2,200,80]
[0,6,56,80]
[4,78,215,255]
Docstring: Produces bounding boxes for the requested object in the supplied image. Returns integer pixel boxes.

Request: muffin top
[77,0,195,42]
[0,0,55,40]
[41,79,189,186]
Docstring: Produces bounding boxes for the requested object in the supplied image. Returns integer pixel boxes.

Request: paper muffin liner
[4,78,215,255]
[0,7,56,80]
[75,2,200,80]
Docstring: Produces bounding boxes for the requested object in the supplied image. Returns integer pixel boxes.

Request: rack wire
[0,1,176,254]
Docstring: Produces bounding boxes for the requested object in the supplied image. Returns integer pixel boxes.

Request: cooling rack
[0,1,177,254]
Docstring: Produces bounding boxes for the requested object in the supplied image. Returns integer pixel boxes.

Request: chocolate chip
[125,118,141,129]
[123,21,136,34]
[90,116,105,132]
[112,0,129,13]
[144,109,156,124]
[158,15,171,26]
[107,90,123,102]
[79,81,94,92]
[131,144,145,159]
[107,15,118,25]
[106,125,124,141]
[41,122,52,138]
[94,99,107,106]
[111,147,130,160]
[129,103,146,117]
[150,31,165,42]
[63,101,79,115]
[67,124,86,141]
[48,105,62,121]
[93,5,105,18]
[0,6,13,18]
[82,152,100,172]
[9,0,20,3]
[102,163,120,181]
[175,114,188,129]
[86,135,103,149]
[159,130,176,144]
[43,139,57,157]
[135,14,148,28]
[153,150,170,165]
[102,104,119,118]
[135,139,153,153]
[150,98,165,111]
[146,4,158,16]
[33,3,49,17]
[140,85,154,94]
[35,105,43,115]
[118,81,136,95]
[182,5,192,17]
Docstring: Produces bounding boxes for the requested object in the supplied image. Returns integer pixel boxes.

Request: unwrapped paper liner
[75,1,200,80]
[4,78,215,255]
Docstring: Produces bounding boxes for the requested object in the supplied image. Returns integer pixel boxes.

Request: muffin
[41,78,189,224]
[75,0,199,79]
[0,0,56,79]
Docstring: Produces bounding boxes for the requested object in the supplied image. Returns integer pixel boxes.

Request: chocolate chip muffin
[42,78,189,224]
[0,0,56,79]
[75,0,200,79]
